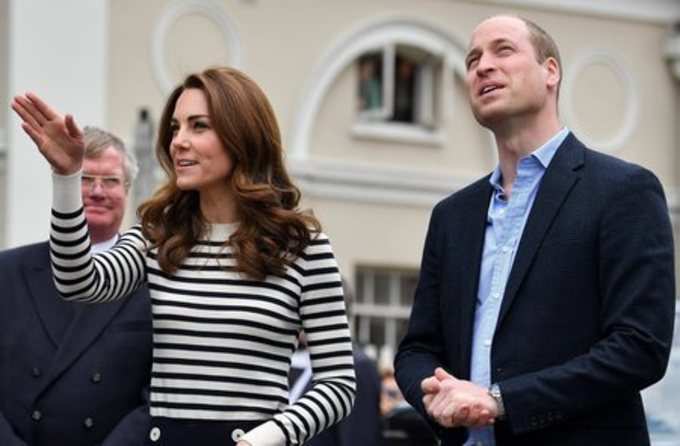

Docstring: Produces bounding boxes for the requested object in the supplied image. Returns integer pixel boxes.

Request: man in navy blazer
[394,15,675,446]
[0,127,153,445]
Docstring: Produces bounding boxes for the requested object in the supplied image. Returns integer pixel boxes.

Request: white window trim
[351,120,445,147]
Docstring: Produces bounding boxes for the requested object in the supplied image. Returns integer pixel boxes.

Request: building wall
[0,0,8,248]
[103,0,680,291]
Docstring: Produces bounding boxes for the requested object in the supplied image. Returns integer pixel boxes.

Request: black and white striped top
[49,172,356,446]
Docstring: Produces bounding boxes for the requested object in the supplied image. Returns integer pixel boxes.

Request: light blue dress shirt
[465,128,569,446]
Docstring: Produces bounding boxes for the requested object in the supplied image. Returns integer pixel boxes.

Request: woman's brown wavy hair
[138,67,320,280]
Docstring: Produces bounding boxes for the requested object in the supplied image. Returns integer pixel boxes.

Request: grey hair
[82,126,139,188]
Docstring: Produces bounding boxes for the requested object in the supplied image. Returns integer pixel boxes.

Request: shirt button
[502,246,510,253]
[149,426,161,442]
[32,367,42,378]
[483,340,492,348]
[91,372,102,383]
[83,417,94,429]
[231,428,246,442]
[31,410,42,422]
[492,293,500,300]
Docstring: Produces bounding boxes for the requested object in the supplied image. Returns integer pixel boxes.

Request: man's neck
[492,114,562,193]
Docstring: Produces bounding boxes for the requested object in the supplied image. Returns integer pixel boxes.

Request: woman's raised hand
[11,92,84,175]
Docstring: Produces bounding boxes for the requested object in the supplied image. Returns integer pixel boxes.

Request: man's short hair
[519,16,563,97]
[82,126,139,188]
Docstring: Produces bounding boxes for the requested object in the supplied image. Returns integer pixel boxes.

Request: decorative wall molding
[288,157,474,208]
[472,0,680,24]
[151,0,242,94]
[288,15,470,160]
[561,50,638,154]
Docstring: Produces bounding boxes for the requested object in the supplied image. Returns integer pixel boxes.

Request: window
[352,266,419,369]
[356,45,440,129]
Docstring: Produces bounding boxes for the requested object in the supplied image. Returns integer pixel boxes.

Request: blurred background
[1,0,680,444]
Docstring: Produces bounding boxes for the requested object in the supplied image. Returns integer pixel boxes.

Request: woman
[12,67,356,446]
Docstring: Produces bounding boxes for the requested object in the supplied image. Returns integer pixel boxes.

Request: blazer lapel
[497,134,585,327]
[24,243,65,348]
[35,290,127,397]
[454,179,493,378]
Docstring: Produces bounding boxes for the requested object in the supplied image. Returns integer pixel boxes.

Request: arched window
[357,44,441,129]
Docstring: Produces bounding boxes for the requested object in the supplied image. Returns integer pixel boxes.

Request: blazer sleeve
[499,167,676,434]
[394,203,448,427]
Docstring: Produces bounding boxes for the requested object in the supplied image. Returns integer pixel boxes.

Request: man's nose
[88,180,106,195]
[476,53,495,74]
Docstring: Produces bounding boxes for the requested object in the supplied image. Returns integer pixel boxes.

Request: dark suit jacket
[394,134,676,446]
[0,241,153,446]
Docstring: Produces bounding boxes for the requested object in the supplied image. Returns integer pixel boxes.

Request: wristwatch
[488,383,506,419]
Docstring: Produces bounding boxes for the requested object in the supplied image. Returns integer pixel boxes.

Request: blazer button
[31,410,42,422]
[91,372,102,383]
[32,367,41,378]
[83,417,94,429]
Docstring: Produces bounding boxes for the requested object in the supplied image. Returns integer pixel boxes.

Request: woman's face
[169,88,233,195]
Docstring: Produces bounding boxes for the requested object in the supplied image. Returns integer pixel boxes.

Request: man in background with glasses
[0,127,152,446]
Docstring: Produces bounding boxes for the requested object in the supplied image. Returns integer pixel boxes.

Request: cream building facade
[2,0,680,367]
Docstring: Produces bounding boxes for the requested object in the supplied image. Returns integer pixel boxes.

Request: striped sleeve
[50,170,147,303]
[242,234,356,446]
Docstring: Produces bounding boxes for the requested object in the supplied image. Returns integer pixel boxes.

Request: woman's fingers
[21,123,43,147]
[64,114,82,139]
[12,96,45,129]
[26,92,59,122]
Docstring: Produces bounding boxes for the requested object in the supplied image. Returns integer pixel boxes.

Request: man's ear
[545,57,560,90]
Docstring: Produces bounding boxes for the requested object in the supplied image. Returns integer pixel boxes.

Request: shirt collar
[489,127,570,189]
[92,234,119,253]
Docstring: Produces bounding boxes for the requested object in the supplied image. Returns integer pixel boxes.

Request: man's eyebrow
[490,37,514,47]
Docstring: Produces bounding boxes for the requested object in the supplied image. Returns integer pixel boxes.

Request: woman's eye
[194,121,209,129]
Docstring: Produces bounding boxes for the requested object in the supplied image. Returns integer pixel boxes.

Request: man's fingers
[421,376,440,394]
[449,404,468,427]
[65,114,82,139]
[434,367,454,381]
[26,92,59,121]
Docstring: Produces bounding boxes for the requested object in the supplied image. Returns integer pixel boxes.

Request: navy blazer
[395,134,676,446]
[0,241,153,446]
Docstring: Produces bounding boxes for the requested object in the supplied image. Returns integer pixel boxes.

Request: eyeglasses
[81,174,126,191]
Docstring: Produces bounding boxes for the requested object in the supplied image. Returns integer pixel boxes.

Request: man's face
[81,146,128,242]
[464,16,556,128]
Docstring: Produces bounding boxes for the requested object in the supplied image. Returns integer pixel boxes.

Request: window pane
[374,272,390,305]
[357,53,383,111]
[370,317,386,347]
[391,54,416,123]
[355,270,365,303]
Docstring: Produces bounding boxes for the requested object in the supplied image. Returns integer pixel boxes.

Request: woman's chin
[175,179,199,191]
